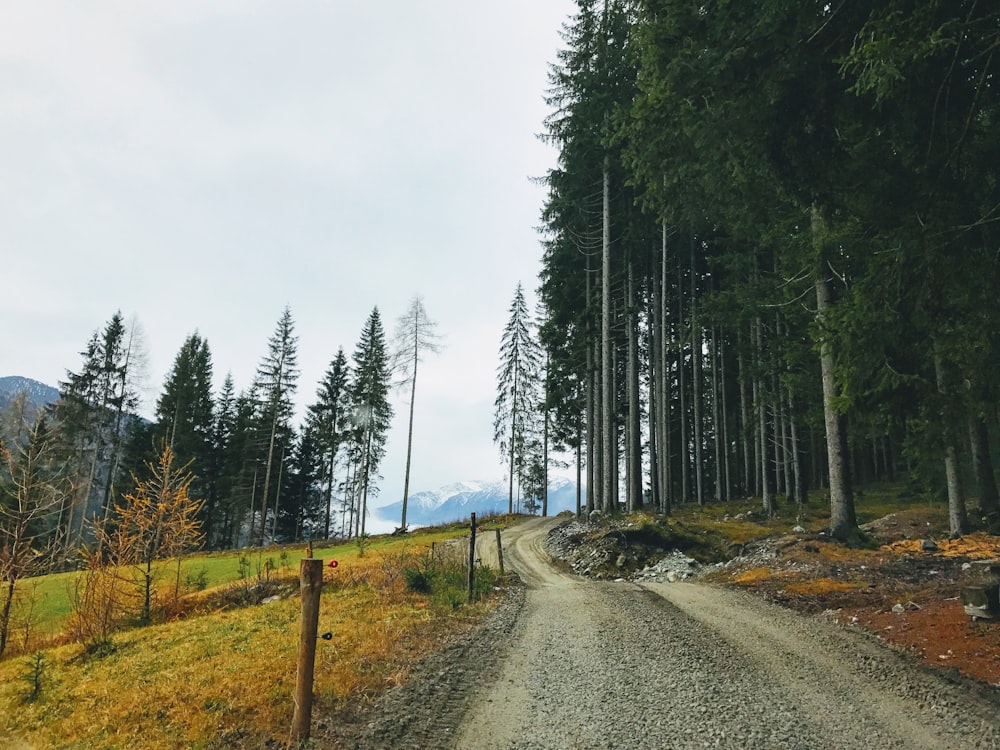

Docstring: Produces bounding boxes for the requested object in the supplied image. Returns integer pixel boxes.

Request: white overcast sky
[1,1,576,509]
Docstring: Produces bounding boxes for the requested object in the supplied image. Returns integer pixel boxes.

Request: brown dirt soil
[708,507,1000,687]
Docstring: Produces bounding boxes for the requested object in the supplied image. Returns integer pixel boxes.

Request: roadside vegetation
[0,518,507,749]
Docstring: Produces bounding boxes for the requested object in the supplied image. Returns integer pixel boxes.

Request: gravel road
[355,516,1000,749]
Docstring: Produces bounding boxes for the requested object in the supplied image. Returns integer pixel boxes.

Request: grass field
[0,521,507,748]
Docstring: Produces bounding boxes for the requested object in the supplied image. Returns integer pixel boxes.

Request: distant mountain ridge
[375,477,585,527]
[0,375,60,416]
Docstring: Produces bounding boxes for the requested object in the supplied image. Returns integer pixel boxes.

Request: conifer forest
[535,0,1000,542]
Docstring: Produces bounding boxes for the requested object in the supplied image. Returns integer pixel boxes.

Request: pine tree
[154,333,216,535]
[52,312,144,547]
[391,296,442,531]
[277,426,324,542]
[210,373,239,548]
[349,308,394,540]
[252,307,299,545]
[494,283,543,514]
[307,350,351,540]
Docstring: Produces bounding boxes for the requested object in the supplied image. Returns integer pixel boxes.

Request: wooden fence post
[495,527,504,575]
[468,513,477,603]
[291,558,323,744]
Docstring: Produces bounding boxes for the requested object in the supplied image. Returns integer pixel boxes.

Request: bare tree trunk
[678,258,688,503]
[660,225,672,513]
[648,276,661,512]
[691,240,704,507]
[401,343,418,529]
[601,156,615,513]
[608,345,619,514]
[587,342,601,513]
[711,328,723,503]
[257,351,285,546]
[934,351,968,536]
[738,333,751,498]
[720,335,732,502]
[323,453,335,539]
[270,448,285,542]
[969,416,1000,528]
[756,317,775,517]
[576,426,583,517]
[788,387,805,508]
[543,363,550,517]
[773,373,786,499]
[813,205,856,540]
[627,263,643,511]
[586,265,597,514]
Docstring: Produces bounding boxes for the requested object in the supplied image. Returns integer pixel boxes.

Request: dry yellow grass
[882,533,1000,559]
[733,566,774,584]
[784,578,869,596]
[0,533,497,748]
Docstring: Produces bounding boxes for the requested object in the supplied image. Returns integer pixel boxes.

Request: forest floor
[547,504,1000,687]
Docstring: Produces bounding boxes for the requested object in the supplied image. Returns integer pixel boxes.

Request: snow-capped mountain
[375,477,585,527]
[0,376,59,417]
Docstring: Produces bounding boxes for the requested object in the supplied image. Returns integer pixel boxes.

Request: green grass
[9,524,489,640]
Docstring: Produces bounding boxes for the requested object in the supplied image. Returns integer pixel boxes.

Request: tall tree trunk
[360,426,374,539]
[627,264,643,511]
[812,206,856,541]
[934,351,968,536]
[323,453,334,539]
[691,239,704,507]
[773,373,786,498]
[543,364,550,517]
[586,265,597,514]
[788,387,806,508]
[721,335,732,502]
[711,328,723,503]
[738,333,751,498]
[258,349,285,546]
[401,341,419,530]
[756,318,775,517]
[678,258,688,503]
[576,425,583,517]
[601,156,615,513]
[270,448,285,542]
[647,276,661,512]
[660,224,672,513]
[969,416,1000,528]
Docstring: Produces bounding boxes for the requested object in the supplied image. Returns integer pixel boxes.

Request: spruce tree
[349,308,393,539]
[307,350,351,539]
[252,307,299,545]
[494,283,542,514]
[52,312,144,546]
[154,333,216,534]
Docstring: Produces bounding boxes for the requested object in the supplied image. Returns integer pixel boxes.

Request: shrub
[403,567,433,594]
[401,543,499,606]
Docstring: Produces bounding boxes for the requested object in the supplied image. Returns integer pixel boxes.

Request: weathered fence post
[291,558,323,744]
[468,513,477,603]
[495,527,504,575]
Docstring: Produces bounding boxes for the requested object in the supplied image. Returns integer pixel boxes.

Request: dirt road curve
[357,516,1000,749]
[459,516,1000,750]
